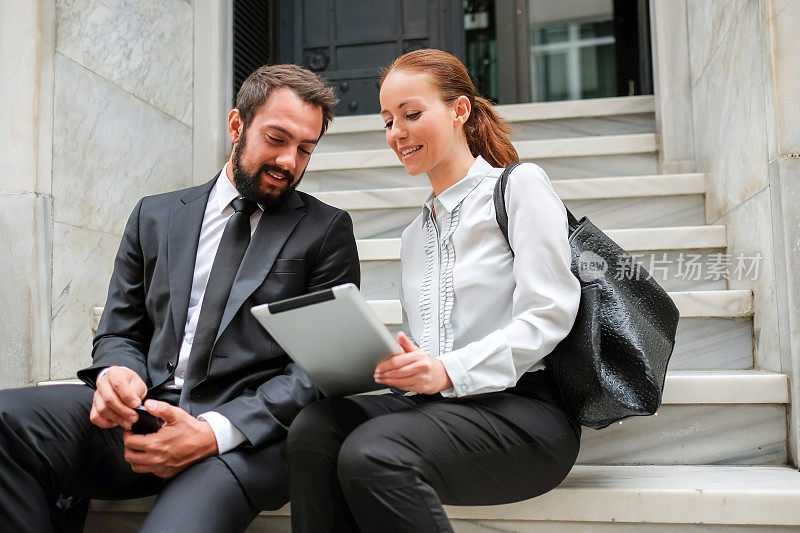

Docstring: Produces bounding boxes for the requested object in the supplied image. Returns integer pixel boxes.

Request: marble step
[90,290,750,334]
[87,465,800,530]
[315,174,705,210]
[349,196,706,238]
[382,317,754,372]
[38,370,786,406]
[89,291,754,373]
[317,114,657,154]
[82,312,753,375]
[41,373,784,466]
[315,174,707,235]
[572,371,788,466]
[577,402,786,465]
[302,151,660,190]
[307,133,657,172]
[367,290,754,326]
[361,250,727,295]
[317,96,656,153]
[326,96,656,135]
[355,226,727,260]
[357,226,729,293]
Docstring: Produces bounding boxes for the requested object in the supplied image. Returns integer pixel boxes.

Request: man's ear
[453,95,471,127]
[228,109,244,143]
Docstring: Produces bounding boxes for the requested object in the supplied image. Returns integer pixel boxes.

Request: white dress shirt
[100,166,259,453]
[400,156,581,397]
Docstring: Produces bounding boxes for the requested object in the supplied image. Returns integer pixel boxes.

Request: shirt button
[460,385,467,393]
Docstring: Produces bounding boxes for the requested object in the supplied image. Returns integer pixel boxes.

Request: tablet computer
[250,283,401,397]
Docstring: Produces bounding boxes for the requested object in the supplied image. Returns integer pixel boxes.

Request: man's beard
[231,128,303,210]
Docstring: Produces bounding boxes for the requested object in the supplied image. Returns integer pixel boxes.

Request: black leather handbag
[493,163,680,429]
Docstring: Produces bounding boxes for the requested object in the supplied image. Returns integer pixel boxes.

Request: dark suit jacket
[77,177,360,507]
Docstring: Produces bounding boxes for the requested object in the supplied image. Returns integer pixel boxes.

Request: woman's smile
[399,145,422,158]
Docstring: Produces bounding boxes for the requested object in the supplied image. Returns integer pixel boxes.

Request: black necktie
[180,197,259,409]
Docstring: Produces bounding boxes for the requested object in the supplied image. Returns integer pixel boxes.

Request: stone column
[649,0,696,173]
[765,0,800,466]
[193,0,234,185]
[0,1,56,387]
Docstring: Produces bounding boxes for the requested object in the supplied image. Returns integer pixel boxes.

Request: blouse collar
[423,156,494,218]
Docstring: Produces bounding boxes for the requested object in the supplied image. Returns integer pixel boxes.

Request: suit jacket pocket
[272,258,305,274]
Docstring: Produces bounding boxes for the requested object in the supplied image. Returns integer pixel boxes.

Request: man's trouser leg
[0,384,162,532]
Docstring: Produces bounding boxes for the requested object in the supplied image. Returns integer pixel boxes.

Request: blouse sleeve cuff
[438,350,473,397]
[438,330,516,397]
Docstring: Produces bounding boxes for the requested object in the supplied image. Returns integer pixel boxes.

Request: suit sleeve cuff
[198,411,248,454]
[96,367,111,383]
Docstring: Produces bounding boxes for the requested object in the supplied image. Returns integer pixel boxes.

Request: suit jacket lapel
[168,178,216,346]
[214,191,306,344]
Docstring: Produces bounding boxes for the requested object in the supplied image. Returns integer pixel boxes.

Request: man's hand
[123,400,219,479]
[90,366,147,430]
[374,332,453,394]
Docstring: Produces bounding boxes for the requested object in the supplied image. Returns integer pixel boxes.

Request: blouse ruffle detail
[438,204,461,355]
[418,216,437,354]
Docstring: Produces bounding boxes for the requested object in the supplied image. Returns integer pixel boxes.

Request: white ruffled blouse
[399,156,581,397]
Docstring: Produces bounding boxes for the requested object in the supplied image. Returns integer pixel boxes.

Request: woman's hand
[374,332,454,394]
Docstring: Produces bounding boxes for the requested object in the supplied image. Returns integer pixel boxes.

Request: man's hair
[235,64,338,136]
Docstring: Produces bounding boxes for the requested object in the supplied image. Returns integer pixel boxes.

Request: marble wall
[683,0,800,460]
[687,0,770,222]
[45,0,194,378]
[56,0,193,126]
[685,0,784,370]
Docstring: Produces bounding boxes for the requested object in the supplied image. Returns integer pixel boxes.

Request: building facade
[1,0,799,527]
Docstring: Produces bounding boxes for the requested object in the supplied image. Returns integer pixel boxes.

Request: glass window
[530,19,616,101]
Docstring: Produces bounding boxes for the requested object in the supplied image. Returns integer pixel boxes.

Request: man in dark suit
[0,64,359,532]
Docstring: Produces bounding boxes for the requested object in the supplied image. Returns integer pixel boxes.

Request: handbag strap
[493,163,580,255]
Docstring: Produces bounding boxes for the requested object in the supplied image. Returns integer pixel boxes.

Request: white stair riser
[576,404,786,465]
[301,154,659,192]
[87,464,800,527]
[348,196,705,239]
[84,515,796,532]
[451,521,796,532]
[512,114,655,142]
[671,318,753,370]
[385,317,754,372]
[537,154,660,181]
[315,114,656,154]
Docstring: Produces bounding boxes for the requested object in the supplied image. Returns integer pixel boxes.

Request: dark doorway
[273,0,464,116]
[232,0,654,111]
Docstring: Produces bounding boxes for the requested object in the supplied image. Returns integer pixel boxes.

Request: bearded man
[0,64,359,532]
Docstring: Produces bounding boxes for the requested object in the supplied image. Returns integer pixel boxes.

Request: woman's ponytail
[464,97,519,168]
[382,49,519,169]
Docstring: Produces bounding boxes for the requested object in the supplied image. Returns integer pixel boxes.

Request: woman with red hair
[288,49,582,532]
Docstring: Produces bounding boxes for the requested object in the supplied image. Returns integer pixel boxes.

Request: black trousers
[0,384,268,533]
[288,371,581,533]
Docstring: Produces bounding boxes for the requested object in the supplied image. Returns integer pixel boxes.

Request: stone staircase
[82,95,800,531]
